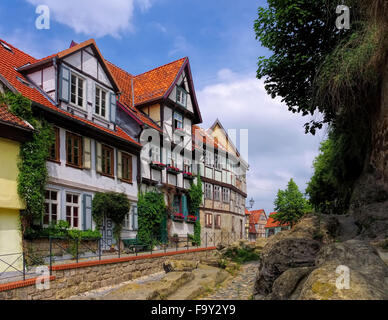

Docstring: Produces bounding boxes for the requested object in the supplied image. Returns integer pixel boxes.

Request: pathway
[199,261,260,300]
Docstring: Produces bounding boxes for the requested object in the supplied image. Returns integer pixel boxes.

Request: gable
[168,69,194,113]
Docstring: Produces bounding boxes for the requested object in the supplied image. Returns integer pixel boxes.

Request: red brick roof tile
[0,104,32,130]
[265,212,289,228]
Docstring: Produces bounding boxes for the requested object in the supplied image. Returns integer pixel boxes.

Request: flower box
[183,172,194,180]
[174,128,185,136]
[150,161,166,171]
[171,212,185,222]
[186,215,198,223]
[167,166,181,174]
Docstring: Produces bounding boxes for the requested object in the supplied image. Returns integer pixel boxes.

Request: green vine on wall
[137,191,166,247]
[0,92,54,232]
[188,175,202,245]
[91,192,130,241]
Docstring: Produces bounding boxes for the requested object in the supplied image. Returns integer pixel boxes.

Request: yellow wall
[211,124,237,157]
[0,137,23,272]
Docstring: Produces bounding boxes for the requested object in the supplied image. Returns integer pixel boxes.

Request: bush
[223,247,260,264]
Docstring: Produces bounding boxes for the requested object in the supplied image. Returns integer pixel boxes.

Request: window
[173,111,183,130]
[222,188,230,203]
[183,159,192,173]
[167,150,177,167]
[121,153,132,182]
[149,145,160,162]
[132,205,138,230]
[214,185,221,201]
[66,132,82,167]
[66,193,79,228]
[95,86,107,118]
[124,207,138,230]
[205,183,213,199]
[176,87,187,107]
[214,153,220,170]
[215,215,221,229]
[48,127,60,162]
[205,150,213,167]
[70,73,84,108]
[44,190,59,225]
[102,145,114,176]
[205,213,213,228]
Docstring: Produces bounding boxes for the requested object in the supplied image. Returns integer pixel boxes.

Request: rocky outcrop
[254,214,388,300]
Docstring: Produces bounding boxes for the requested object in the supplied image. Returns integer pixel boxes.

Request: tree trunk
[349,58,388,239]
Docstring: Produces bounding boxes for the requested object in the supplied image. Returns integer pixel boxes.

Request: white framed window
[222,188,230,203]
[44,189,59,226]
[173,111,183,129]
[70,73,84,108]
[95,86,107,118]
[132,205,138,230]
[205,183,213,199]
[205,150,213,167]
[167,149,177,167]
[214,185,221,201]
[65,192,80,229]
[149,145,161,162]
[176,87,187,107]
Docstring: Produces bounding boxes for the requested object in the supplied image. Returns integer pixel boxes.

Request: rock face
[254,214,388,300]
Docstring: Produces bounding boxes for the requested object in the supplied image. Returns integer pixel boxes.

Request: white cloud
[197,70,326,213]
[25,0,153,38]
[169,36,189,56]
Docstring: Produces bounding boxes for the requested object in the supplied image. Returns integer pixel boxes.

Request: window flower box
[150,161,166,171]
[174,127,185,136]
[183,171,194,180]
[186,215,198,223]
[171,212,185,222]
[167,165,181,174]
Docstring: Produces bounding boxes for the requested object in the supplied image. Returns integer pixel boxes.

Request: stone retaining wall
[0,247,216,300]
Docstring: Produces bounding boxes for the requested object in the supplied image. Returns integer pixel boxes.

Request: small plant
[218,259,227,269]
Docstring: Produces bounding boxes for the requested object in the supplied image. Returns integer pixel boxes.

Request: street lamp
[249,197,255,209]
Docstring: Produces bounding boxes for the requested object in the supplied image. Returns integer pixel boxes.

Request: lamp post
[249,197,255,209]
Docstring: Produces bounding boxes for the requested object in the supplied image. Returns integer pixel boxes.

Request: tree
[273,179,311,227]
[255,1,388,236]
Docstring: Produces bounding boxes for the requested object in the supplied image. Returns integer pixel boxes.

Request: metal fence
[0,231,243,285]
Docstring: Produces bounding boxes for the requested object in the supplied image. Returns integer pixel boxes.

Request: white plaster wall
[43,66,55,92]
[170,221,194,237]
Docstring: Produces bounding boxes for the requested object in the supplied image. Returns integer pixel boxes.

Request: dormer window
[95,86,107,118]
[176,86,187,107]
[70,73,84,108]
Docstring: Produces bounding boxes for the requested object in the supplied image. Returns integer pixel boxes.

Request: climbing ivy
[137,191,166,247]
[0,92,54,231]
[188,175,202,245]
[92,192,130,241]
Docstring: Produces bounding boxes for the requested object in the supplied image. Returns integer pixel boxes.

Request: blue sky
[0,0,326,213]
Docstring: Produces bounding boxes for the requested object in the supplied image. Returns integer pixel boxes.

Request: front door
[101,216,115,251]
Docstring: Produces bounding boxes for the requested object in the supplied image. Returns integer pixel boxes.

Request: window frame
[176,86,187,107]
[70,72,85,109]
[95,85,108,119]
[173,111,183,130]
[66,132,83,168]
[48,127,60,163]
[65,192,80,229]
[214,185,221,202]
[101,144,114,177]
[121,152,133,183]
[43,189,59,226]
[215,214,221,229]
[222,188,230,203]
[205,213,213,228]
[205,183,213,200]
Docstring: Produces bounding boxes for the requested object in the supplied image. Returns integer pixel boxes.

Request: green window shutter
[59,65,70,102]
[110,92,116,123]
[82,194,93,230]
[117,150,122,179]
[182,195,188,217]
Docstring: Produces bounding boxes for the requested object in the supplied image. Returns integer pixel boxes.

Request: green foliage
[137,191,166,247]
[189,175,202,245]
[24,220,101,240]
[0,92,54,223]
[273,179,311,227]
[223,247,260,264]
[92,192,130,240]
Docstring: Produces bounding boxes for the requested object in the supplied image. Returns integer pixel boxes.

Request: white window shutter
[59,65,70,102]
[117,151,122,179]
[96,142,102,173]
[83,137,91,169]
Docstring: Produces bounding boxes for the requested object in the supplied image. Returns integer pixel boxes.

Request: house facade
[0,39,142,248]
[246,209,267,241]
[0,99,34,272]
[192,121,248,240]
[265,212,291,237]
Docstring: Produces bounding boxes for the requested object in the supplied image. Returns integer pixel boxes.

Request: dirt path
[198,261,260,300]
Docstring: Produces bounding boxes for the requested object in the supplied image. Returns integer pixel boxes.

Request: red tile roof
[265,212,289,228]
[0,39,140,147]
[248,209,267,225]
[0,104,33,130]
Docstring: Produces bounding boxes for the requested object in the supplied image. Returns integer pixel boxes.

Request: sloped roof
[0,39,140,147]
[249,209,267,225]
[0,104,33,130]
[192,124,228,152]
[265,212,289,229]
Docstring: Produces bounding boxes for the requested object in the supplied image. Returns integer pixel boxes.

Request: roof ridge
[105,59,134,77]
[134,57,186,78]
